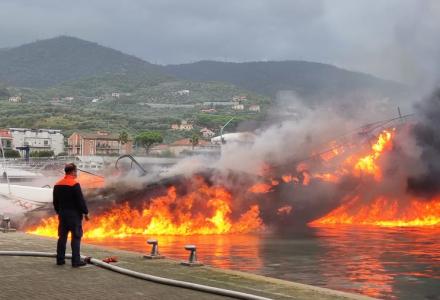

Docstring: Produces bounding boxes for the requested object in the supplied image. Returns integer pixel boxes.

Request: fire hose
[0,251,272,300]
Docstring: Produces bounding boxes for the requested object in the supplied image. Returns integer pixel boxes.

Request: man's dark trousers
[56,212,83,266]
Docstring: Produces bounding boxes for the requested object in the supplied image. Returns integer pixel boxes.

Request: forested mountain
[164,60,405,100]
[0,36,408,139]
[0,36,168,88]
[0,36,404,101]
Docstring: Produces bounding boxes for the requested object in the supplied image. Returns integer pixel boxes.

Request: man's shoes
[56,261,65,266]
[72,261,87,268]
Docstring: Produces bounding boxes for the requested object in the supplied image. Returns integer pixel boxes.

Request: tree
[190,134,199,150]
[30,150,55,157]
[2,149,20,158]
[119,131,129,145]
[135,131,163,154]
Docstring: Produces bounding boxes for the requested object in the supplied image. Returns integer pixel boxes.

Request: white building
[112,92,120,98]
[171,120,194,131]
[175,89,190,96]
[10,128,64,155]
[232,103,244,110]
[248,105,261,112]
[8,96,22,103]
[200,128,215,138]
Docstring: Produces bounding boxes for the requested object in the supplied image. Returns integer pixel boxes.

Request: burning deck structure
[26,113,439,238]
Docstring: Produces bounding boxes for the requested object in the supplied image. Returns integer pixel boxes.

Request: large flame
[353,130,393,180]
[28,177,263,238]
[311,129,440,227]
[28,128,440,238]
[310,196,440,227]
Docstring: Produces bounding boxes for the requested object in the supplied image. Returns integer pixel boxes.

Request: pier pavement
[0,232,376,300]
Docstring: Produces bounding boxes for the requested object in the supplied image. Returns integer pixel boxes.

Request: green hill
[0,36,168,88]
[163,60,405,101]
[0,36,410,143]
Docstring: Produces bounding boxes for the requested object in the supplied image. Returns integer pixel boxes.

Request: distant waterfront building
[9,128,64,155]
[0,129,13,149]
[111,92,120,98]
[67,131,132,156]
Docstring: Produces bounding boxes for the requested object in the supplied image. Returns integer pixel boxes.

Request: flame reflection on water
[85,226,440,300]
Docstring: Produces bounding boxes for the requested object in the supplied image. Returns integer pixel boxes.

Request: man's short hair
[64,163,77,174]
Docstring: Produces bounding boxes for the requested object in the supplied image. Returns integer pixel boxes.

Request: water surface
[86,226,440,300]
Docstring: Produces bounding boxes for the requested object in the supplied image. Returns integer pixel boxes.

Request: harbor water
[86,226,440,300]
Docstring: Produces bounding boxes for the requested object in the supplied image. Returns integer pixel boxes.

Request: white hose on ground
[0,251,272,300]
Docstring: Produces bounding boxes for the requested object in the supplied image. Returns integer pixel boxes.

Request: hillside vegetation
[0,36,406,143]
[164,60,405,101]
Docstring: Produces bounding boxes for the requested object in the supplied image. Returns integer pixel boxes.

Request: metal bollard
[1,216,15,233]
[181,245,203,266]
[143,239,164,259]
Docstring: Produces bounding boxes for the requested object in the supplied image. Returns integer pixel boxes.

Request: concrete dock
[0,232,376,300]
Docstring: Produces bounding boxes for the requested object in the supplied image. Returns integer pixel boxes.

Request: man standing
[53,163,89,267]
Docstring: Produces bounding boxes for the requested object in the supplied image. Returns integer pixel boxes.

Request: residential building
[175,89,190,96]
[9,128,64,155]
[200,128,215,138]
[248,105,261,112]
[180,120,193,131]
[63,96,74,101]
[200,108,216,113]
[68,131,132,156]
[232,95,247,102]
[112,92,120,98]
[170,120,193,131]
[232,103,244,110]
[0,129,13,149]
[8,96,21,103]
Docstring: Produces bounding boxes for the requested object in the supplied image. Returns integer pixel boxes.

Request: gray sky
[0,0,439,85]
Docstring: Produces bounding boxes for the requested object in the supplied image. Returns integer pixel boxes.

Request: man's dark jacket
[53,175,88,217]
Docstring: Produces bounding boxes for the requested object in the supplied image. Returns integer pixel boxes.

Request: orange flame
[281,175,292,183]
[311,128,440,227]
[310,196,440,227]
[248,183,272,194]
[354,130,394,180]
[29,179,264,238]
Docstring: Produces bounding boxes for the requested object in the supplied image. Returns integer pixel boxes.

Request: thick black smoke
[407,88,440,198]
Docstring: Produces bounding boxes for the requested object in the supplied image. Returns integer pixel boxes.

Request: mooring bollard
[1,216,16,233]
[181,245,203,266]
[143,239,164,259]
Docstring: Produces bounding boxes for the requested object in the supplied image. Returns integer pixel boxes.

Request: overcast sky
[0,0,439,85]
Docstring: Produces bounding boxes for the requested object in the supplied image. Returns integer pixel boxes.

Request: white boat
[0,183,52,219]
[1,166,44,182]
